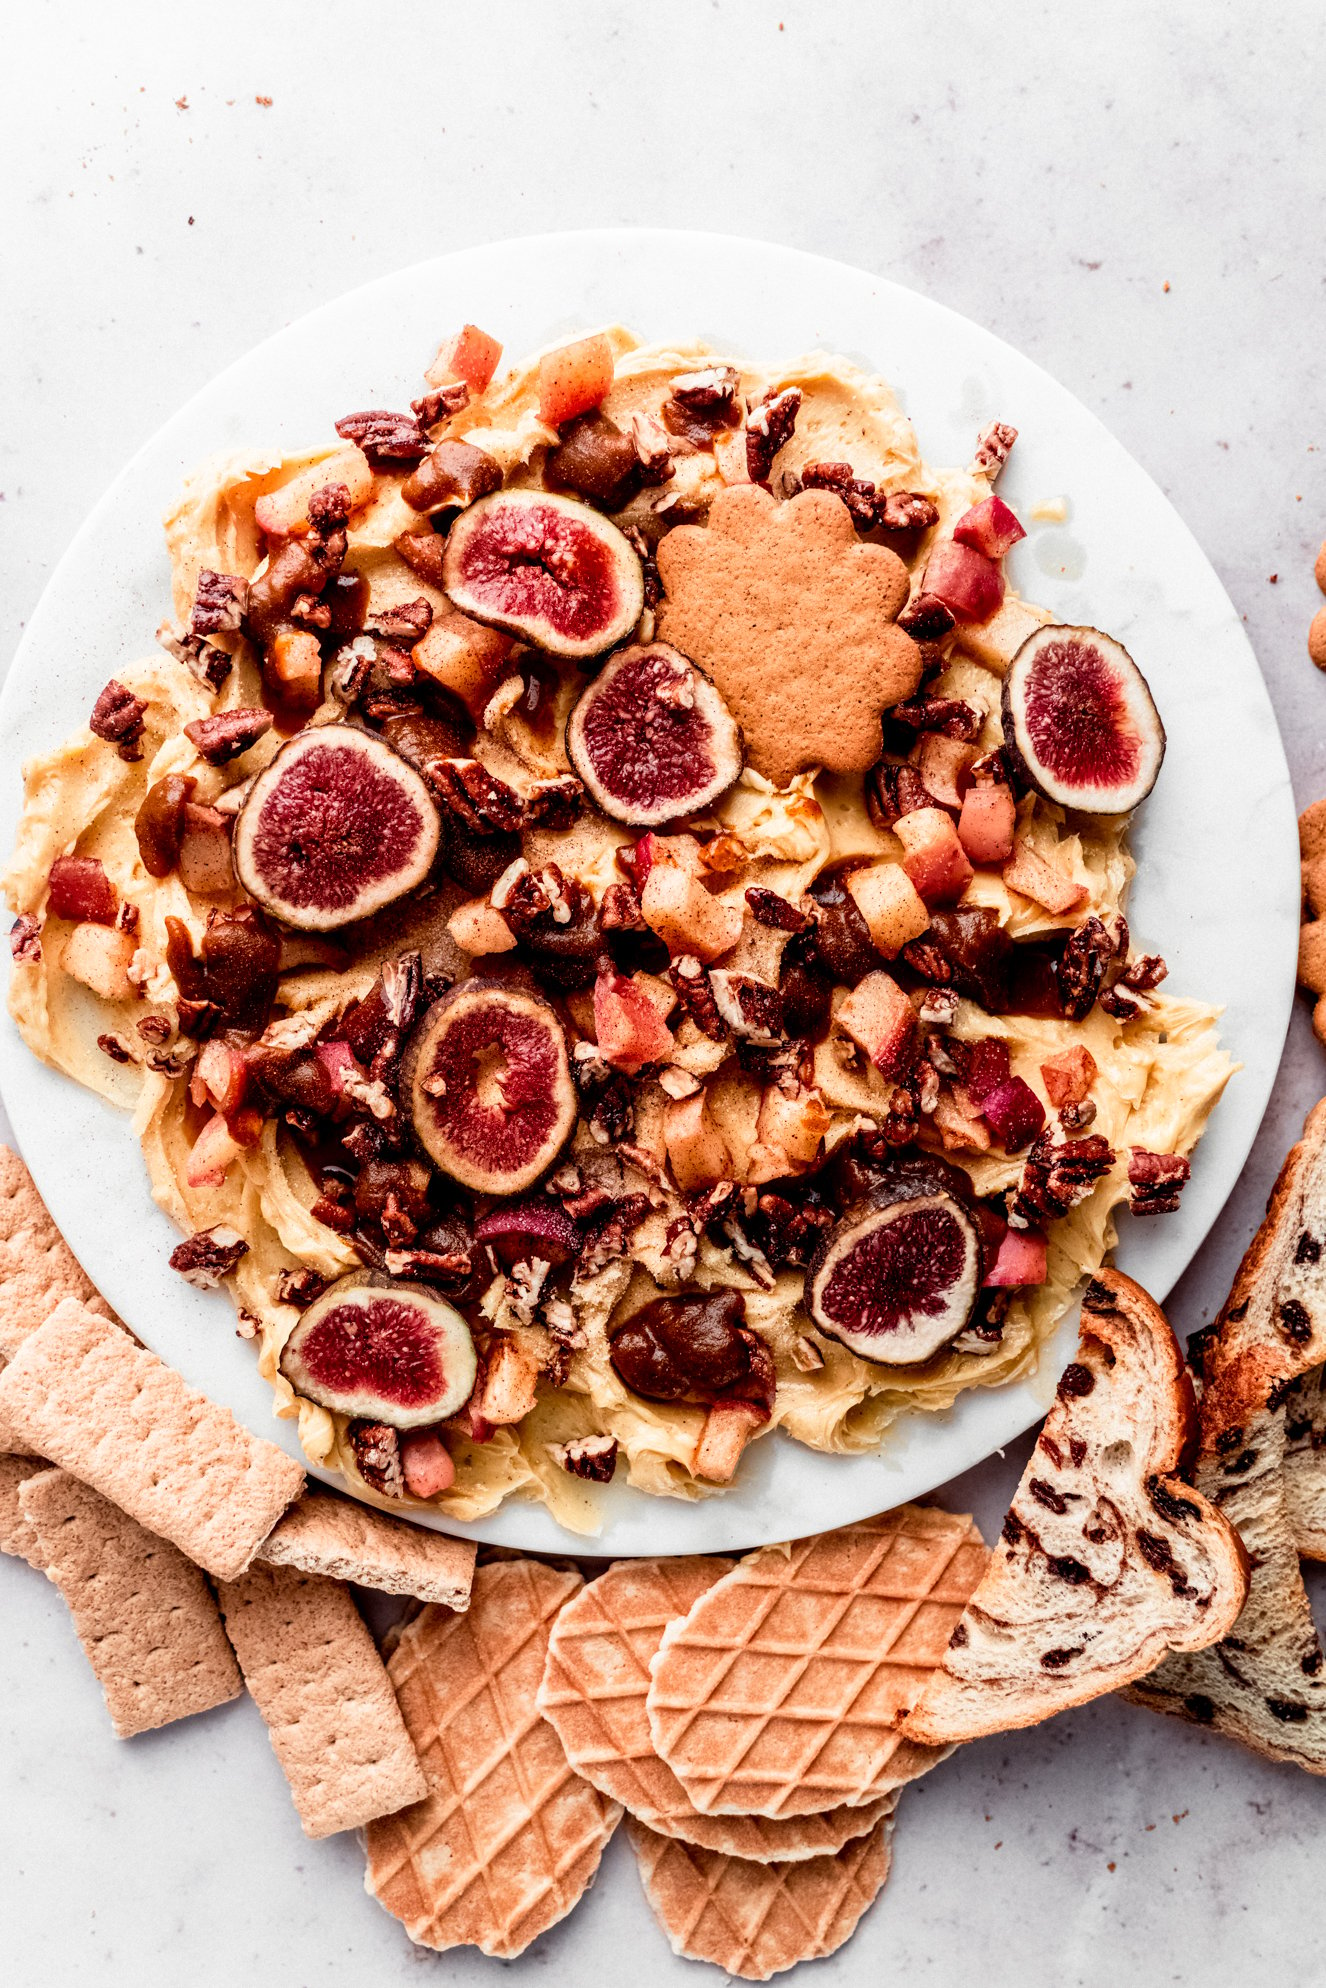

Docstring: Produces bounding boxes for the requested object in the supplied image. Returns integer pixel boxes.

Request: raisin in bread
[904,1270,1248,1746]
[1283,1364,1326,1561]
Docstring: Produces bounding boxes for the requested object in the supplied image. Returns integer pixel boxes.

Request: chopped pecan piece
[9,915,41,964]
[275,1267,328,1307]
[620,525,661,609]
[89,679,148,761]
[889,696,982,741]
[1058,1099,1098,1131]
[392,531,449,589]
[96,1032,133,1064]
[1054,916,1115,1021]
[333,407,429,463]
[600,881,646,931]
[183,707,273,766]
[524,775,584,830]
[576,1192,652,1274]
[1009,1131,1115,1229]
[1127,1148,1191,1216]
[347,1419,404,1498]
[157,620,233,693]
[710,972,783,1044]
[552,1433,618,1482]
[876,489,941,531]
[411,381,470,426]
[367,597,433,646]
[191,570,249,636]
[669,365,740,410]
[168,1226,250,1288]
[433,758,525,835]
[972,420,1018,480]
[799,460,876,529]
[289,593,332,630]
[307,481,353,534]
[746,386,802,483]
[866,761,936,829]
[896,592,957,641]
[630,411,674,484]
[669,955,728,1039]
[744,885,810,933]
[1120,952,1168,992]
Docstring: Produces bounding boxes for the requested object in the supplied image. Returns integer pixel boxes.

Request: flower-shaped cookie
[655,484,923,787]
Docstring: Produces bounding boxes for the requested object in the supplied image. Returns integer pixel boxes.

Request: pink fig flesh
[566,643,743,826]
[279,1275,477,1428]
[403,980,578,1195]
[442,489,643,660]
[807,1188,982,1365]
[474,1200,583,1267]
[1002,624,1165,814]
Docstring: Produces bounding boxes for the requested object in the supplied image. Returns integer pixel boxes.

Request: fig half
[807,1163,983,1365]
[233,726,440,931]
[565,643,743,826]
[278,1270,477,1428]
[403,979,577,1195]
[442,489,643,661]
[1002,624,1165,814]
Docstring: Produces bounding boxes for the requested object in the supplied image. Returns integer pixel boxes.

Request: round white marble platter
[0,228,1299,1555]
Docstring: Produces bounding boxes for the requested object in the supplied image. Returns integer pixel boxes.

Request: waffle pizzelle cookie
[364,1559,622,1958]
[647,1506,988,1818]
[626,1809,895,1981]
[538,1554,895,1861]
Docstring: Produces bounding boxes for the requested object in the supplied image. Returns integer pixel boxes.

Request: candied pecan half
[630,411,674,485]
[1055,916,1115,1021]
[184,707,273,766]
[600,881,646,932]
[745,885,811,933]
[669,955,727,1039]
[1120,952,1168,993]
[97,1032,133,1064]
[307,480,353,536]
[156,621,233,693]
[367,597,433,646]
[275,1267,328,1307]
[799,460,876,529]
[191,570,249,636]
[411,381,470,426]
[9,915,41,964]
[746,386,802,483]
[524,775,584,830]
[669,365,741,410]
[433,758,525,834]
[168,1226,249,1288]
[889,696,982,741]
[89,679,148,761]
[896,592,957,641]
[1127,1148,1191,1217]
[866,761,936,830]
[877,490,941,531]
[1009,1131,1115,1229]
[347,1419,404,1498]
[972,421,1018,480]
[553,1433,619,1482]
[333,408,428,464]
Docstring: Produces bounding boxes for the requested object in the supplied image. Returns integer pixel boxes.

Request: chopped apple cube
[755,1083,831,1172]
[893,807,975,906]
[1041,1044,1098,1107]
[958,595,1049,674]
[400,1430,455,1498]
[447,898,517,956]
[414,612,515,718]
[537,334,615,427]
[177,803,234,900]
[267,626,323,703]
[985,1227,1048,1287]
[426,324,504,395]
[663,1086,734,1192]
[253,447,374,539]
[641,864,743,963]
[845,862,931,957]
[474,1336,540,1426]
[691,1400,767,1483]
[61,921,137,1003]
[185,1111,244,1188]
[593,971,674,1075]
[836,970,916,1078]
[1002,838,1088,916]
[910,732,975,811]
[957,783,1017,865]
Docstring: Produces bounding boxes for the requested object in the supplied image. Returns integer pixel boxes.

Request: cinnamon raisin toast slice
[903,1270,1248,1745]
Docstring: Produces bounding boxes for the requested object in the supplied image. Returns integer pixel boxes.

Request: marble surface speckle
[2,4,1325,1981]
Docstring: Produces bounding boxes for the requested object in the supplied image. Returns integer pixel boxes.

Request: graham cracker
[18,1467,242,1738]
[0,1298,304,1580]
[257,1493,476,1610]
[0,1453,49,1567]
[217,1560,426,1838]
[0,1145,114,1358]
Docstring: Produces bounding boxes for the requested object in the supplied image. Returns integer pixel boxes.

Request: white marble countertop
[2,3,1323,1980]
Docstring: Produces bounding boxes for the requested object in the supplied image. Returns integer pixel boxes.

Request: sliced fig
[279,1270,476,1428]
[565,643,743,827]
[233,725,440,930]
[807,1169,984,1366]
[1002,624,1165,814]
[474,1200,582,1266]
[442,489,643,661]
[402,979,577,1195]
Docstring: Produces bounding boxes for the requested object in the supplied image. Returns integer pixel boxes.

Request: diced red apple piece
[537,334,615,428]
[980,1075,1046,1152]
[593,971,674,1075]
[414,614,515,719]
[932,1085,992,1153]
[314,1040,360,1097]
[957,783,1017,865]
[952,495,1026,560]
[192,1039,249,1117]
[186,1111,244,1188]
[48,856,117,926]
[985,1227,1048,1287]
[910,732,976,812]
[267,626,324,702]
[893,807,974,906]
[755,1083,831,1173]
[253,447,374,539]
[641,865,743,963]
[1002,839,1088,916]
[691,1399,767,1483]
[964,1039,1011,1104]
[921,539,1005,624]
[401,1429,456,1498]
[1041,1044,1098,1108]
[836,970,917,1078]
[427,324,503,396]
[447,898,517,956]
[473,1336,540,1426]
[177,803,234,899]
[844,863,931,958]
[61,921,137,1002]
[664,1087,734,1192]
